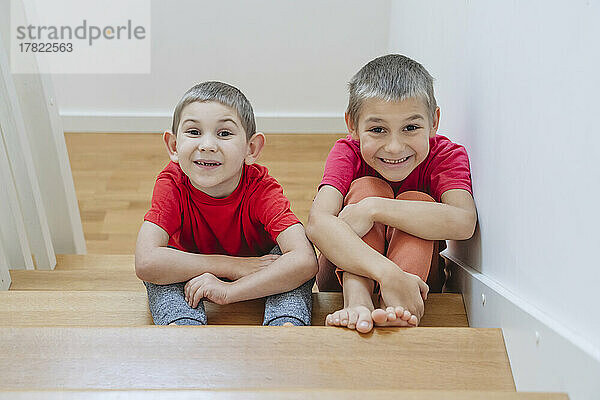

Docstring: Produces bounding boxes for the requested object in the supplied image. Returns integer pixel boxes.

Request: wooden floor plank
[0,292,467,327]
[55,254,135,271]
[0,390,569,399]
[9,270,145,291]
[0,327,514,391]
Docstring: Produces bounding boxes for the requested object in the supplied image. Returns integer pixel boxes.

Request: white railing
[0,8,85,282]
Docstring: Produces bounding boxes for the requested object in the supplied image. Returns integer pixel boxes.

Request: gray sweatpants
[144,246,314,326]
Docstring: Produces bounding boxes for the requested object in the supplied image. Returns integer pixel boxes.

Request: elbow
[135,250,159,283]
[297,245,319,282]
[305,212,321,243]
[456,212,477,240]
[134,254,150,282]
[305,253,319,280]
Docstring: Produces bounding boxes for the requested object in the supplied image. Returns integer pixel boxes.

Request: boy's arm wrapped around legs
[307,185,426,323]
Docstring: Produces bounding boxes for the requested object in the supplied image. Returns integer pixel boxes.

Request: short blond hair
[347,54,437,127]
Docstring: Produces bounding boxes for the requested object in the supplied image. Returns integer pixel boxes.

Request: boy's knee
[346,176,394,205]
[395,190,435,202]
[263,278,314,326]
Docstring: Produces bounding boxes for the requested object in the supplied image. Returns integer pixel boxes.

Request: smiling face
[348,97,440,182]
[165,101,259,198]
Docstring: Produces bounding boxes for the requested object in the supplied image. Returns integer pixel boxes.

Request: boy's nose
[384,134,406,154]
[198,134,218,152]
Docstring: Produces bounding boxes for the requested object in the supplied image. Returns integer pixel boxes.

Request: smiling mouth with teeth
[380,155,411,164]
[194,160,222,167]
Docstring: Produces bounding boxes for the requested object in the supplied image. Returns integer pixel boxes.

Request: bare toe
[347,309,359,330]
[325,313,335,326]
[400,309,412,321]
[386,306,397,322]
[409,315,419,326]
[338,310,350,327]
[332,310,343,326]
[371,308,388,324]
[355,307,373,333]
[394,306,405,319]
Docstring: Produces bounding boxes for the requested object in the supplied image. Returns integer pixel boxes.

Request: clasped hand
[184,253,281,308]
[184,273,230,307]
[338,198,375,237]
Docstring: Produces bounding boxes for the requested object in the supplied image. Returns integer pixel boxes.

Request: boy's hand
[232,254,281,280]
[378,265,429,324]
[338,198,375,238]
[184,273,231,307]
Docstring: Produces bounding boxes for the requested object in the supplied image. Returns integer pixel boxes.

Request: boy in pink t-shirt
[306,54,477,333]
[136,82,317,326]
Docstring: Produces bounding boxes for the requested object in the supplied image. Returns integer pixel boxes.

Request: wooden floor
[65,133,342,254]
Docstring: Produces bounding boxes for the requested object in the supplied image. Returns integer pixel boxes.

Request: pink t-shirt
[320,134,473,202]
[144,162,300,257]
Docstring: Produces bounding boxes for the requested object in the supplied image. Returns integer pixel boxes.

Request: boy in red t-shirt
[136,81,318,326]
[306,54,477,333]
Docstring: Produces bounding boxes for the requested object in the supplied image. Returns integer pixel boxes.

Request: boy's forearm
[141,247,240,284]
[369,197,476,240]
[307,214,397,282]
[226,249,316,303]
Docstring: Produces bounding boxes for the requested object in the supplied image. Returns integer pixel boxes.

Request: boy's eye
[217,130,232,137]
[404,125,419,132]
[369,127,385,134]
[186,129,200,136]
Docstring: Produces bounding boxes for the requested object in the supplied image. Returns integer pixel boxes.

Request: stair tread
[55,254,135,270]
[0,390,569,399]
[9,269,144,291]
[0,326,514,391]
[0,292,467,327]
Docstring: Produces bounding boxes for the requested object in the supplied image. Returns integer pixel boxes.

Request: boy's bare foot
[325,305,374,333]
[378,267,428,324]
[371,304,418,327]
[325,272,377,333]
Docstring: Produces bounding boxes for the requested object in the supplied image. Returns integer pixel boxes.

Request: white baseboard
[60,112,347,134]
[442,249,600,400]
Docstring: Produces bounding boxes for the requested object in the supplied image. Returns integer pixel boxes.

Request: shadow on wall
[446,222,482,273]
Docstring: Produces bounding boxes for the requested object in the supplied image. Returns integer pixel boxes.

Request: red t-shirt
[320,134,473,202]
[144,162,300,257]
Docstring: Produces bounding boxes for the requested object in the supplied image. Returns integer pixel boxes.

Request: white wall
[388,0,600,396]
[53,0,391,133]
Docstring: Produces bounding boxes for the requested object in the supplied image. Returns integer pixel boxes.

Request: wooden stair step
[54,254,135,271]
[9,269,144,291]
[0,292,468,327]
[0,326,514,391]
[0,389,569,399]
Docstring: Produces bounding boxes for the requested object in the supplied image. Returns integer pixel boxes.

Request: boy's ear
[245,132,265,165]
[430,107,441,138]
[345,112,358,139]
[163,131,179,163]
